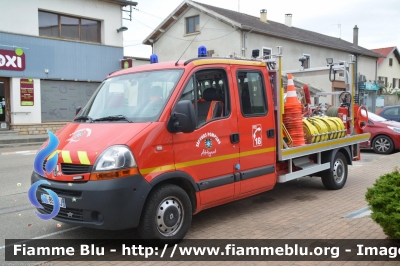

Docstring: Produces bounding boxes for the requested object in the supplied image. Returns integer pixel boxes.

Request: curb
[0,142,44,148]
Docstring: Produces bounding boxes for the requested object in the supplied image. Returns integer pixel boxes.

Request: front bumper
[31,171,152,230]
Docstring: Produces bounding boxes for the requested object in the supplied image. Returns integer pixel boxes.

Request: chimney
[353,25,358,47]
[260,9,267,23]
[285,14,292,27]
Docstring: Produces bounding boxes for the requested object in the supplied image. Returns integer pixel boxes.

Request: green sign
[358,82,378,91]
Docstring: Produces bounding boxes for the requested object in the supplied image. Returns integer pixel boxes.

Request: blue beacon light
[198,45,207,57]
[150,54,159,64]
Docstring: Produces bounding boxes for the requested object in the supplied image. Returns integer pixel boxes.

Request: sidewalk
[0,130,47,148]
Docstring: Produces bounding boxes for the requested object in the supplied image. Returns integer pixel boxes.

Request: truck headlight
[90,145,138,180]
[387,126,400,134]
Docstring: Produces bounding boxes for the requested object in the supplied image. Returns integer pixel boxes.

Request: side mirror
[167,100,196,133]
[76,106,82,115]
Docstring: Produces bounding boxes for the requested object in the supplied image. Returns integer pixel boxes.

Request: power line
[123,42,144,47]
[130,16,238,43]
[132,7,234,31]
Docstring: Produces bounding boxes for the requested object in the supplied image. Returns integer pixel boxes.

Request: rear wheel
[321,151,348,190]
[138,184,192,244]
[372,135,394,154]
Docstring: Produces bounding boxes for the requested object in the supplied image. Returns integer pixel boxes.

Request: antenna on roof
[175,19,210,66]
[333,23,341,38]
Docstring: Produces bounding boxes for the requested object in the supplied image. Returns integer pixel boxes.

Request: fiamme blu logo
[28,130,61,220]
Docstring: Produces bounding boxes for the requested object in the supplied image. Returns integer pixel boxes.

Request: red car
[360,112,400,154]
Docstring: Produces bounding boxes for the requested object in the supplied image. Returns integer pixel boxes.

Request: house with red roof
[371,47,400,91]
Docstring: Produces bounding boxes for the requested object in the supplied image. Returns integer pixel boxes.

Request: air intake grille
[39,205,83,221]
[61,164,92,175]
[38,186,82,197]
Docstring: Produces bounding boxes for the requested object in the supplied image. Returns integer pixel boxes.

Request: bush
[365,169,400,239]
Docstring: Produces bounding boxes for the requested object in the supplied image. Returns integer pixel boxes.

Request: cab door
[171,65,240,208]
[231,66,276,196]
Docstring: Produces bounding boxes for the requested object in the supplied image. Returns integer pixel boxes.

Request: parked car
[360,111,400,154]
[376,105,400,122]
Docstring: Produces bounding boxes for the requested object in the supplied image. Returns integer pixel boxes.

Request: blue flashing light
[198,45,207,57]
[150,54,159,64]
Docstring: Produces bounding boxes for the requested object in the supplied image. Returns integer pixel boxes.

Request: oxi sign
[0,48,26,71]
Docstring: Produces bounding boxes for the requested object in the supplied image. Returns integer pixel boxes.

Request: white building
[371,47,400,91]
[143,0,382,105]
[0,0,138,134]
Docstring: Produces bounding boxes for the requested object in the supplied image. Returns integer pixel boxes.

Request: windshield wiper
[73,115,93,123]
[93,115,132,123]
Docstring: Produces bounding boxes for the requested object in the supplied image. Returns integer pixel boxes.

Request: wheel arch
[321,147,352,167]
[148,171,198,213]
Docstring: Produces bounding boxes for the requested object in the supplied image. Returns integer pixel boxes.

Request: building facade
[371,47,400,91]
[143,0,381,105]
[0,0,137,134]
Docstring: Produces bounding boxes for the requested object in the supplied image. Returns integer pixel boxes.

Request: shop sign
[0,48,26,71]
[20,78,34,106]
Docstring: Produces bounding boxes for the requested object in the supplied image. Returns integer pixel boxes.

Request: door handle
[230,133,240,143]
[267,129,275,138]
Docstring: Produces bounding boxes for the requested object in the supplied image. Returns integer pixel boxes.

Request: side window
[237,71,267,116]
[179,69,230,127]
[383,108,399,115]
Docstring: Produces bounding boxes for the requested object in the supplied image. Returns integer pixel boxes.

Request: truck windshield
[78,69,183,123]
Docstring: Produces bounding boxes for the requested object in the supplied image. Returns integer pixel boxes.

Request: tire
[372,135,394,154]
[321,151,348,190]
[138,184,192,244]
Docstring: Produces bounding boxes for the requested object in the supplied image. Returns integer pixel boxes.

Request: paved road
[0,145,398,265]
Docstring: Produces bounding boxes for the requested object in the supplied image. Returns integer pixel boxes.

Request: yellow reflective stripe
[47,150,60,160]
[192,59,266,67]
[227,60,266,66]
[140,146,275,175]
[61,150,72,163]
[77,151,90,165]
[240,147,276,157]
[281,134,370,156]
[140,164,175,175]
[175,152,240,168]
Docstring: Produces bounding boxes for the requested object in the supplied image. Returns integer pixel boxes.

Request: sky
[122,0,400,58]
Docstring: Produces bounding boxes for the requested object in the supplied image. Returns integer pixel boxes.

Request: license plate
[41,194,66,208]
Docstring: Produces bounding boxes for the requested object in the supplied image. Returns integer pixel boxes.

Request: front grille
[39,204,83,221]
[42,161,92,175]
[61,163,92,175]
[38,186,82,197]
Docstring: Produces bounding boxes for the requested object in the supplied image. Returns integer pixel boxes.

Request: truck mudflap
[279,133,371,161]
[31,171,152,230]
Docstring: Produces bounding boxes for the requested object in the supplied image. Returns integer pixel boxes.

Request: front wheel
[138,184,192,244]
[372,135,394,154]
[321,151,348,190]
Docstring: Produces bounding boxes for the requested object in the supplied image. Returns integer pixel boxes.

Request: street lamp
[117,26,128,33]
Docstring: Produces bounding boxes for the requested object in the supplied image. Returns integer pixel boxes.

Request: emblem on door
[252,124,262,147]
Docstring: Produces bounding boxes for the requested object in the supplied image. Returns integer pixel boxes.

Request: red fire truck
[32,46,370,242]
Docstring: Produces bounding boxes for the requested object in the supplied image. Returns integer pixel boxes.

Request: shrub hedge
[365,169,400,239]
